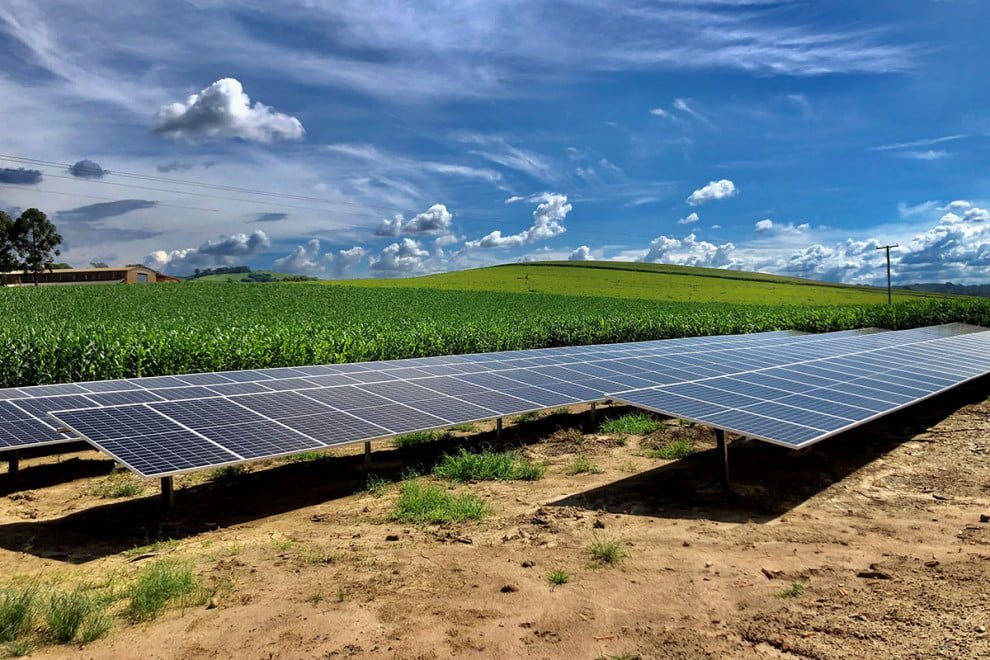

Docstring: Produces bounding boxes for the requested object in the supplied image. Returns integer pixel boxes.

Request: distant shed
[0,266,180,286]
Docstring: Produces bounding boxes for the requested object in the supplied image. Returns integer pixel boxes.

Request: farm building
[0,265,180,286]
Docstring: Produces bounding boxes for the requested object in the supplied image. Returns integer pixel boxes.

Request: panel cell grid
[198,420,324,458]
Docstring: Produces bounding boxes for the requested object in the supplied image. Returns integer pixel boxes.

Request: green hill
[187,269,316,283]
[329,260,947,305]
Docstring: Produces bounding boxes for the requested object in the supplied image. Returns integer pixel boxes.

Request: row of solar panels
[0,326,859,451]
[1,324,985,479]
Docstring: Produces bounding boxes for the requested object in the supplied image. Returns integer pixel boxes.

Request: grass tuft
[0,586,36,644]
[286,451,328,463]
[779,583,805,598]
[646,439,695,460]
[364,473,391,497]
[566,454,604,475]
[3,639,33,657]
[512,411,542,424]
[547,569,570,586]
[126,559,204,622]
[433,449,545,482]
[588,535,625,566]
[92,471,144,498]
[393,430,452,448]
[599,413,665,436]
[391,481,487,524]
[45,589,97,644]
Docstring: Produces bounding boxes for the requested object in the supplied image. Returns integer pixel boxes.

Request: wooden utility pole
[876,244,898,304]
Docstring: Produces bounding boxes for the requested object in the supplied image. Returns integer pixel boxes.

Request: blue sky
[1,0,988,283]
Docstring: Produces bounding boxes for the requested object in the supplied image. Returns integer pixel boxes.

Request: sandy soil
[1,385,989,660]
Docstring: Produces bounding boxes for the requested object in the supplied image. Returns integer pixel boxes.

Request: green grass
[0,268,985,389]
[448,423,479,432]
[779,583,805,598]
[286,451,329,463]
[547,570,570,586]
[391,482,488,524]
[566,455,604,475]
[121,538,179,559]
[433,449,545,482]
[588,535,625,566]
[210,465,247,482]
[92,471,144,498]
[4,639,33,657]
[0,586,36,643]
[126,559,204,622]
[333,261,947,305]
[44,589,106,644]
[512,411,543,424]
[599,413,665,436]
[646,439,696,460]
[392,430,452,448]
[364,473,391,497]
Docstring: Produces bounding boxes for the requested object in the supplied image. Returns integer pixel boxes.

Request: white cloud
[687,179,737,206]
[145,230,271,273]
[895,149,948,160]
[754,219,809,235]
[678,212,699,225]
[454,133,558,182]
[274,240,367,277]
[152,78,305,142]
[672,98,713,127]
[374,203,454,239]
[504,195,525,204]
[755,219,774,234]
[568,245,593,261]
[870,134,968,151]
[465,193,572,249]
[649,107,671,119]
[640,233,737,269]
[369,238,432,276]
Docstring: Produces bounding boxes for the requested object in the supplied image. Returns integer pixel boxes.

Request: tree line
[0,208,64,286]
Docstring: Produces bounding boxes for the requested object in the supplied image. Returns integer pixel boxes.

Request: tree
[0,211,19,274]
[14,208,63,286]
[90,261,109,268]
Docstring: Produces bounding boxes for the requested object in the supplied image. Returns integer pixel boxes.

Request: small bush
[779,583,805,598]
[393,430,451,448]
[287,451,328,463]
[588,535,625,566]
[364,473,391,497]
[126,559,203,622]
[391,482,487,524]
[448,423,479,433]
[646,439,695,460]
[547,570,569,586]
[45,589,96,643]
[566,455,604,475]
[433,449,545,482]
[93,471,144,498]
[0,586,37,643]
[210,464,246,482]
[599,413,664,436]
[512,411,542,424]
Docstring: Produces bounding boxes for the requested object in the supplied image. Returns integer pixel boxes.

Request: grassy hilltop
[329,261,944,305]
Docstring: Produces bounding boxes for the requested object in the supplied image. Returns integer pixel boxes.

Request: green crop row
[1,284,988,387]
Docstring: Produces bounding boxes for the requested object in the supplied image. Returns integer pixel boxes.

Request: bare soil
[2,385,989,659]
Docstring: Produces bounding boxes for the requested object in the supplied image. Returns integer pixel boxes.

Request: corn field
[1,284,989,388]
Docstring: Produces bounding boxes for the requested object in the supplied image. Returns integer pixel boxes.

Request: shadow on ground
[550,379,989,523]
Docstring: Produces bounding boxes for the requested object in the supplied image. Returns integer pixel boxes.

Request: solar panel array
[614,327,990,448]
[2,329,808,452]
[45,325,982,478]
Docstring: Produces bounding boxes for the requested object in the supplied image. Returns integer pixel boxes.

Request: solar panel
[0,324,969,461]
[613,329,990,449]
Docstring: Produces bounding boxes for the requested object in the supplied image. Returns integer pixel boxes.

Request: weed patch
[433,449,545,482]
[0,585,36,643]
[391,482,487,524]
[588,535,625,566]
[646,439,695,460]
[547,570,570,586]
[393,430,451,448]
[779,583,805,598]
[92,471,144,498]
[126,559,204,622]
[566,455,604,475]
[599,413,664,436]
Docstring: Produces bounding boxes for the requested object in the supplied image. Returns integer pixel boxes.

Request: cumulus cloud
[369,238,431,276]
[687,179,737,206]
[68,159,108,179]
[754,219,774,233]
[568,245,593,261]
[374,203,454,239]
[152,78,305,142]
[640,233,737,269]
[273,239,366,277]
[678,212,699,225]
[755,219,811,235]
[465,193,572,249]
[145,230,271,273]
[0,168,43,185]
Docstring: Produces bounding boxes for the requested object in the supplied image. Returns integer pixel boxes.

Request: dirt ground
[1,385,989,660]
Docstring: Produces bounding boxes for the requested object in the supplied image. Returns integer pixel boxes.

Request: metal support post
[160,476,175,514]
[715,429,730,494]
[875,244,898,304]
[590,401,597,425]
[364,441,372,469]
[496,417,503,441]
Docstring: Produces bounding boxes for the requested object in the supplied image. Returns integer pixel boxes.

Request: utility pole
[876,244,898,304]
